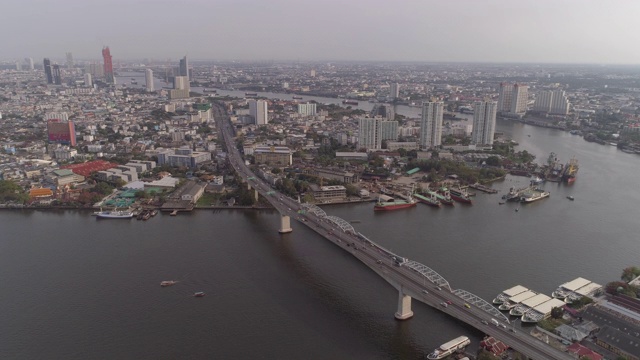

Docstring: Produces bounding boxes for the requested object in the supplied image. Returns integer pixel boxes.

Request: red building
[102,46,114,84]
[47,120,76,146]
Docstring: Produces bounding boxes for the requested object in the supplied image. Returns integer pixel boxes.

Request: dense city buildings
[472,100,497,145]
[419,101,444,149]
[102,46,114,84]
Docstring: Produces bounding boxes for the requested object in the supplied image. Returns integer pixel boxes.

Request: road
[212,103,573,360]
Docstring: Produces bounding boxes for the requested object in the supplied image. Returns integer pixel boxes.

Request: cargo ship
[562,157,578,184]
[431,188,454,206]
[448,187,472,204]
[414,192,441,207]
[342,100,358,105]
[544,152,564,182]
[374,194,417,211]
[427,336,470,360]
[292,95,303,100]
[245,92,258,97]
[520,189,550,203]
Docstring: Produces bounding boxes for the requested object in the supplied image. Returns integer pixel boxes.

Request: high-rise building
[44,112,69,122]
[357,117,398,150]
[497,82,528,115]
[145,68,155,92]
[47,119,76,146]
[419,101,444,149]
[66,52,74,69]
[310,69,316,77]
[85,63,104,78]
[297,103,316,116]
[370,104,394,120]
[15,61,22,71]
[102,46,114,84]
[390,83,400,99]
[249,100,268,125]
[179,56,189,80]
[51,64,62,85]
[25,58,34,71]
[533,90,569,115]
[472,101,498,145]
[84,73,93,87]
[43,58,53,84]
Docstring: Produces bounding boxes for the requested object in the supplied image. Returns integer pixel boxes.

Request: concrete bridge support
[254,189,259,202]
[278,215,293,234]
[394,289,413,320]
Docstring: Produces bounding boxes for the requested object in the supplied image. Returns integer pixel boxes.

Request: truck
[491,318,499,326]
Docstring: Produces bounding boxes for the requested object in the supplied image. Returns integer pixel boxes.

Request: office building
[249,99,268,125]
[84,73,93,87]
[102,46,114,83]
[66,52,74,68]
[47,120,77,146]
[297,102,316,116]
[497,82,528,115]
[533,90,570,115]
[51,65,62,85]
[358,117,398,150]
[472,101,498,145]
[254,146,292,166]
[145,68,154,92]
[43,58,53,84]
[179,55,189,80]
[419,101,444,149]
[390,83,400,99]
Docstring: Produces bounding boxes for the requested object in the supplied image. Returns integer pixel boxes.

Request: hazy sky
[4,0,640,64]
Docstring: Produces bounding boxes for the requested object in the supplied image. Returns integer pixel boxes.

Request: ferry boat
[414,192,441,207]
[520,190,550,203]
[427,336,470,360]
[551,289,569,300]
[95,209,134,219]
[448,187,472,204]
[498,301,518,311]
[160,281,178,287]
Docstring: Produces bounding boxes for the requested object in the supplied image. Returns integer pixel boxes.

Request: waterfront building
[249,99,268,125]
[419,101,444,149]
[472,101,497,145]
[43,58,53,84]
[310,185,347,202]
[254,146,292,166]
[307,168,359,184]
[145,68,154,92]
[102,46,114,84]
[498,82,528,115]
[533,90,570,115]
[297,102,316,116]
[84,73,93,87]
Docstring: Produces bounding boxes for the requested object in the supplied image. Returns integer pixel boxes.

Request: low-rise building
[310,184,346,202]
[254,146,292,166]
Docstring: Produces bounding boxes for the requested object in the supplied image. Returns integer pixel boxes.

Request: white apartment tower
[250,99,268,125]
[145,68,155,92]
[297,103,316,116]
[419,101,444,149]
[390,83,400,99]
[358,118,398,150]
[498,82,528,115]
[472,101,498,145]
[173,76,190,91]
[533,90,569,115]
[84,73,93,87]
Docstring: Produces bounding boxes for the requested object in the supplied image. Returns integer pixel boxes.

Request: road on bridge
[212,103,573,360]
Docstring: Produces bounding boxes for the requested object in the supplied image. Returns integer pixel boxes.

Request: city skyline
[4,0,640,64]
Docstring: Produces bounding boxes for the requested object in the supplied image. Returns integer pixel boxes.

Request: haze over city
[4,0,640,64]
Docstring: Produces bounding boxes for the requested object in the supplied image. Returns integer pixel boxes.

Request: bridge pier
[278,214,293,234]
[254,189,259,202]
[394,289,413,320]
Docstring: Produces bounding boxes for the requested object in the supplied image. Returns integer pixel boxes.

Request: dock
[469,183,498,194]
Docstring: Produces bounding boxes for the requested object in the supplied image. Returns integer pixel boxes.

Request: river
[2,74,635,359]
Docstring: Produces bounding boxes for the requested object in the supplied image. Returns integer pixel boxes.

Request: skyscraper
[84,73,93,87]
[179,55,189,80]
[25,58,34,71]
[472,101,498,145]
[52,64,62,85]
[497,82,513,113]
[15,61,22,71]
[145,68,155,92]
[102,46,114,84]
[43,58,53,84]
[249,100,268,125]
[390,83,400,100]
[173,76,189,91]
[419,101,444,149]
[66,52,74,69]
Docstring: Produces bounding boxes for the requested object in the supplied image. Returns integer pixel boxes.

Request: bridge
[212,104,574,360]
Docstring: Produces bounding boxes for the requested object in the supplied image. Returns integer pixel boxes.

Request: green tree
[486,156,501,167]
[550,307,564,319]
[0,180,29,204]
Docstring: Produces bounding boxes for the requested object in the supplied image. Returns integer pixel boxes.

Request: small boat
[170,210,178,216]
[566,196,574,201]
[193,292,205,297]
[151,210,158,216]
[498,202,505,205]
[515,208,519,212]
[160,281,177,287]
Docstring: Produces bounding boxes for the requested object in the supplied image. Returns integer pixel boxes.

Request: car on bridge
[464,303,470,309]
[446,300,452,305]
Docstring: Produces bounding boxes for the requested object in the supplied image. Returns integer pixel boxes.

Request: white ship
[94,209,134,219]
[427,336,470,359]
